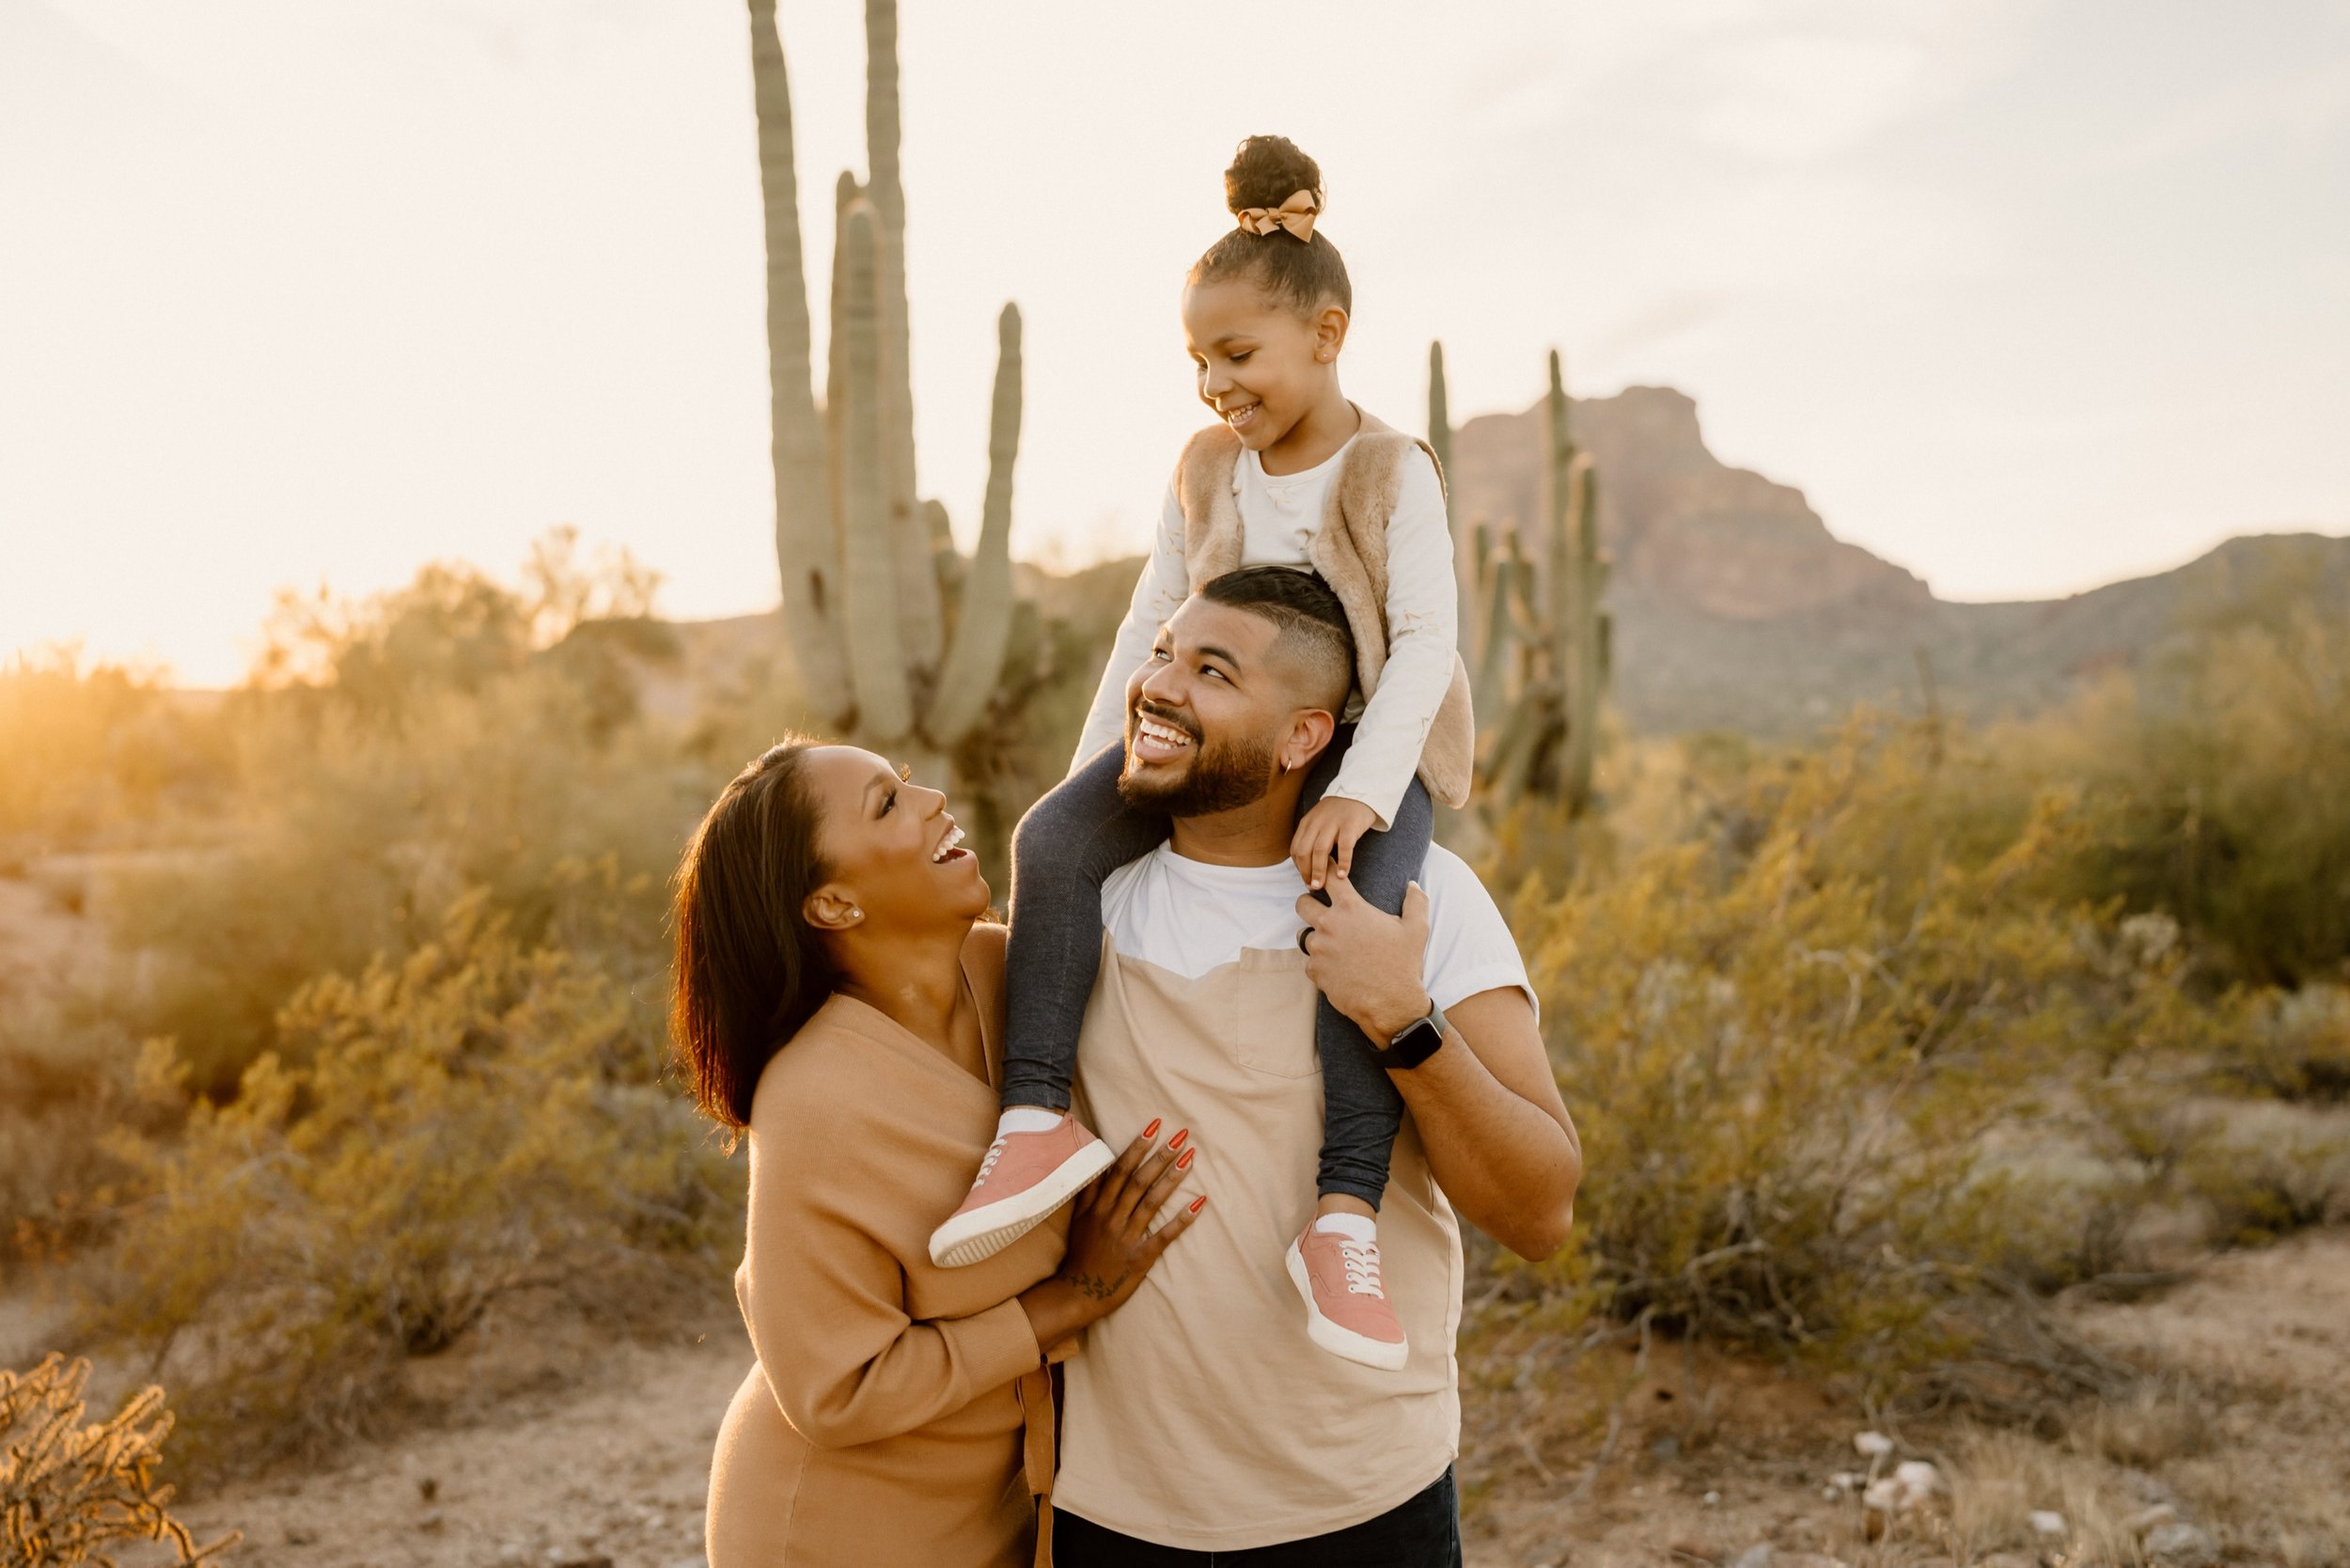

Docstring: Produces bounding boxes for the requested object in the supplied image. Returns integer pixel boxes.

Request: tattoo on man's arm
[1067,1270,1128,1302]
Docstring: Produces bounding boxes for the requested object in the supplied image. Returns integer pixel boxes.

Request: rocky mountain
[1449,389,2350,735]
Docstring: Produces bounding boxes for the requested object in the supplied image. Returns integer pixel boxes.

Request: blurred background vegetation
[2,525,2344,1485]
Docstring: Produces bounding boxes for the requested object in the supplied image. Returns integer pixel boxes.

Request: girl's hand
[1291,796,1380,889]
[1017,1121,1201,1354]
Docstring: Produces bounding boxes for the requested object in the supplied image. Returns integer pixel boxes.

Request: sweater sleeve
[738,1116,1042,1451]
[1322,447,1460,829]
[1071,476,1190,773]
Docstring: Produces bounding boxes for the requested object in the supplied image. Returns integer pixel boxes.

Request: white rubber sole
[928,1138,1117,1268]
[1285,1239,1411,1371]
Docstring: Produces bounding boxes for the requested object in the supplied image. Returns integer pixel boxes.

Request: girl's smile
[1182,276,1355,474]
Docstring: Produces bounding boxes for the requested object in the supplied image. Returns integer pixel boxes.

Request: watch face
[1389,1017,1445,1069]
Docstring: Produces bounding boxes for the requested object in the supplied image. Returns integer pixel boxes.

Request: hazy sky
[4,0,2346,685]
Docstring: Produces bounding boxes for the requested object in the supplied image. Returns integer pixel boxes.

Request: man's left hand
[1296,873,1434,1043]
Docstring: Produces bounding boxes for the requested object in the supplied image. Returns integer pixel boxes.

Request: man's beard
[1118,707,1280,817]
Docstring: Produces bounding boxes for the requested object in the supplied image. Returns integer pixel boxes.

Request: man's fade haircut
[1197,565,1355,711]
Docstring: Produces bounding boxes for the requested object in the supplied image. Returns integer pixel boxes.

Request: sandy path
[142,1229,2350,1568]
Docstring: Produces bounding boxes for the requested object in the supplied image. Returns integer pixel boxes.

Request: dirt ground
[1,1227,2329,1568]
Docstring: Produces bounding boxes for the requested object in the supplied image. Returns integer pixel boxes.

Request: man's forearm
[1381,1011,1580,1261]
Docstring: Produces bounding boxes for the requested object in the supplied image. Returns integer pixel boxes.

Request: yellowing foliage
[0,1354,234,1566]
[81,891,736,1470]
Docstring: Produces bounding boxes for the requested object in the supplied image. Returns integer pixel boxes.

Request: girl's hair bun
[1224,135,1324,216]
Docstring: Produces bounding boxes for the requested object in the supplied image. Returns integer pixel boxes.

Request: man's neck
[1167,782,1308,868]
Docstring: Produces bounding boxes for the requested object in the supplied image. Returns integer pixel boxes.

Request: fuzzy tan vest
[1173,406,1476,810]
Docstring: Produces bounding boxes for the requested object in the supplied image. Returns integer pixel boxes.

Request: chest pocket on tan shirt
[1230,947,1323,1079]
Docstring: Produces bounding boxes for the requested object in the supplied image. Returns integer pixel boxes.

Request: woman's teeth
[931,824,967,863]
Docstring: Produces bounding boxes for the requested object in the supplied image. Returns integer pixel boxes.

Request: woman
[672,740,1202,1567]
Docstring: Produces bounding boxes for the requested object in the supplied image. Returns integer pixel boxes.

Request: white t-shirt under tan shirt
[1055,841,1533,1551]
[1071,435,1458,830]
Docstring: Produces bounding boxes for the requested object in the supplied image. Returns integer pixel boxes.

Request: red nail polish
[1167,1128,1188,1152]
[1142,1118,1162,1139]
[1176,1148,1195,1168]
[1188,1196,1206,1213]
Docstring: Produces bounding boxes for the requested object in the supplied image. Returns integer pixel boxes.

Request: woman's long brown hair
[670,740,834,1133]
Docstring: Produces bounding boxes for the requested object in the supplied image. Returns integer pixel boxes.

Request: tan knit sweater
[706,923,1065,1568]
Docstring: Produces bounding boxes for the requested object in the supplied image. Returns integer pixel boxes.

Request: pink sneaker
[928,1114,1115,1268]
[1285,1223,1409,1370]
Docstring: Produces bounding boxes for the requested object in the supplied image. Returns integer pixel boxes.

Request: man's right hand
[1018,1122,1200,1353]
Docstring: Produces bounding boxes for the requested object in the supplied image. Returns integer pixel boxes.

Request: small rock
[1854,1431,1894,1458]
[1731,1545,1773,1568]
[1890,1459,1943,1509]
[418,1475,439,1503]
[1703,1489,1721,1506]
[2144,1521,2219,1567]
[2029,1510,2068,1539]
[417,1510,445,1533]
[2130,1503,2182,1536]
[1862,1478,1901,1514]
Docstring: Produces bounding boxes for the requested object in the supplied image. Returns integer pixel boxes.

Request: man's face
[1118,598,1296,816]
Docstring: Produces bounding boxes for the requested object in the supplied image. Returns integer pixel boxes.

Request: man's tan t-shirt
[1056,842,1533,1552]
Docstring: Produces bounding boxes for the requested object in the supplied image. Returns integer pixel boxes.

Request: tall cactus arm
[1429,340,1473,652]
[747,0,852,723]
[862,0,943,672]
[837,201,916,743]
[1562,453,1601,813]
[1543,350,1576,694]
[926,303,1025,745]
[826,169,861,567]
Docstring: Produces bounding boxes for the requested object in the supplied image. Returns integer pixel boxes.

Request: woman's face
[800,746,988,933]
[1181,276,1345,454]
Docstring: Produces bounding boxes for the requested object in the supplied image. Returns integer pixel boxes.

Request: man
[1048,565,1582,1565]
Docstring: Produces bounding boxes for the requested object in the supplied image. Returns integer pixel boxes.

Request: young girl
[928,135,1474,1370]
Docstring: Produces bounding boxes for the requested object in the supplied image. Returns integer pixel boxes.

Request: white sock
[1313,1212,1377,1246]
[997,1106,1063,1137]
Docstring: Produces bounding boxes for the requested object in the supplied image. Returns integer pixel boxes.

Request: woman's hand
[1017,1121,1201,1355]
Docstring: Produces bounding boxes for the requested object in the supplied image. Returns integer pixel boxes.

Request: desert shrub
[2011,600,2350,986]
[79,891,738,1472]
[0,981,153,1264]
[102,535,702,1096]
[2217,983,2350,1103]
[1489,719,2249,1404]
[0,1354,234,1565]
[0,651,233,866]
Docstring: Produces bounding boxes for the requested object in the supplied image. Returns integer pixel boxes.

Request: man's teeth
[1137,717,1192,749]
[931,824,965,863]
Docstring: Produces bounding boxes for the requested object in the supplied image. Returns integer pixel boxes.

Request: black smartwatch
[1371,998,1449,1071]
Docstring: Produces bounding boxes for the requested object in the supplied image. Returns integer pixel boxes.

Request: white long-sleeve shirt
[1071,435,1459,830]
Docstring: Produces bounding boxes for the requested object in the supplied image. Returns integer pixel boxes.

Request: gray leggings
[1000,727,1433,1209]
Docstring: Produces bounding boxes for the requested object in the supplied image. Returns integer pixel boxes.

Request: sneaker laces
[1339,1238,1385,1296]
[973,1137,1007,1186]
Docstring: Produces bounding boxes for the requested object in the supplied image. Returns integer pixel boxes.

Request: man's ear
[1278,708,1340,776]
[803,884,864,932]
[1314,306,1349,364]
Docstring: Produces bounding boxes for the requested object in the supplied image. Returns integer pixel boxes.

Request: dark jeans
[999,727,1434,1208]
[1053,1466,1462,1567]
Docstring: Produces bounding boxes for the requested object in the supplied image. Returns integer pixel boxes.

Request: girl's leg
[998,741,1171,1112]
[1299,731,1434,1210]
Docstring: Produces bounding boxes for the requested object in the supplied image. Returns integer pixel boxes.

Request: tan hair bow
[1235,187,1322,242]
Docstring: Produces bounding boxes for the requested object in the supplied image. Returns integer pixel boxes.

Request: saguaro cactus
[1427,340,1476,675]
[745,0,1024,783]
[1467,349,1613,814]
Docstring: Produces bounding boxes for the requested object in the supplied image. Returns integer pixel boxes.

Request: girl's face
[1181,276,1348,454]
[800,746,988,937]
